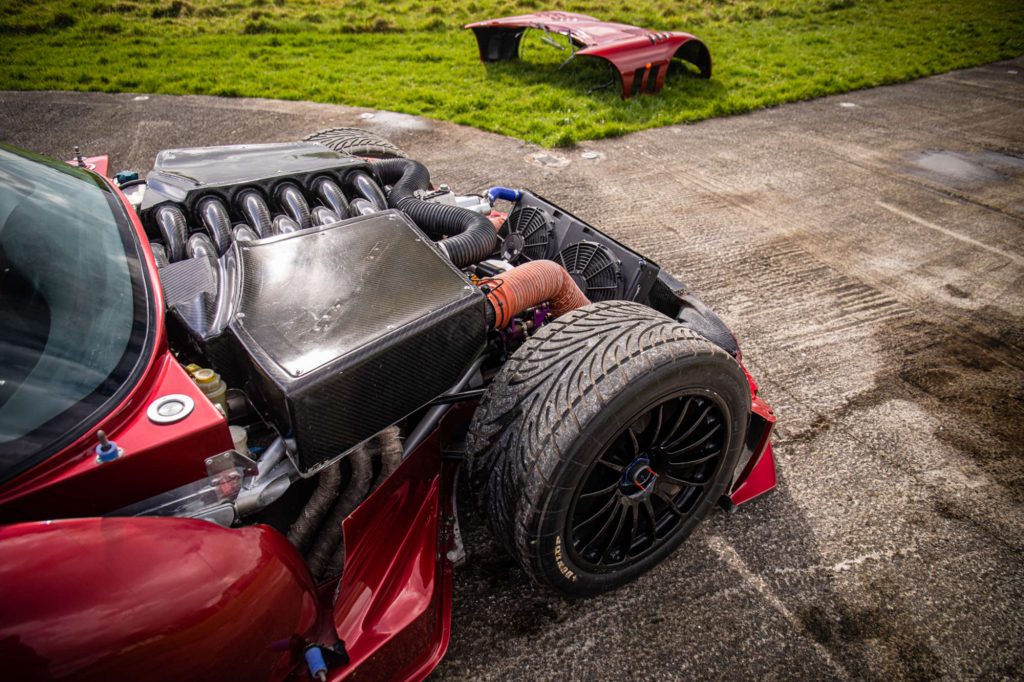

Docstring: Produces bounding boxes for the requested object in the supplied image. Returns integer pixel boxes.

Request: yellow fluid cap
[193,368,217,384]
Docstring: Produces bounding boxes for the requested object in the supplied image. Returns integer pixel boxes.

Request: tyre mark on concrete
[876,200,1024,266]
[707,535,852,681]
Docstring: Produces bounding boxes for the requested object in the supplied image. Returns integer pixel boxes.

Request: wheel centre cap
[620,455,658,499]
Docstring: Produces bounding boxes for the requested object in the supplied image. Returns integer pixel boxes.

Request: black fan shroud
[499,206,554,263]
[556,241,622,302]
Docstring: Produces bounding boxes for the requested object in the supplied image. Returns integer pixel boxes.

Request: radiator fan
[556,241,622,302]
[499,206,554,263]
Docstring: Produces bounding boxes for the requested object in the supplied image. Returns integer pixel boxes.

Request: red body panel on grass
[0,163,774,680]
[465,11,712,98]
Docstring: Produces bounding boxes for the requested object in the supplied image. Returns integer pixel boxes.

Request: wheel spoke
[600,503,629,561]
[655,489,684,516]
[627,428,641,457]
[579,481,618,499]
[662,473,710,488]
[624,503,642,557]
[663,423,721,457]
[597,459,624,473]
[660,397,693,445]
[582,502,624,555]
[574,495,617,534]
[668,449,722,468]
[649,403,664,447]
[662,403,714,451]
[642,496,658,532]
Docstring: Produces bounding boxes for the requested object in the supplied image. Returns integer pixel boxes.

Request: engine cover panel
[231,211,486,474]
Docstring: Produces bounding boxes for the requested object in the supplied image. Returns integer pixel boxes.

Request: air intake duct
[154,205,188,263]
[479,260,590,329]
[371,159,497,269]
[197,197,233,255]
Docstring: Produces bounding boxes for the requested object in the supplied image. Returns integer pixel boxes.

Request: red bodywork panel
[329,424,459,681]
[465,11,711,98]
[727,365,778,507]
[67,154,109,177]
[0,517,319,681]
[0,177,233,523]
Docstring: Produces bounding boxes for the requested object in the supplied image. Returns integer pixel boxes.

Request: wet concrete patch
[911,150,1005,184]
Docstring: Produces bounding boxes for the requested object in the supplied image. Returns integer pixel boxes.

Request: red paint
[0,517,319,682]
[66,154,110,177]
[465,11,711,98]
[727,394,778,506]
[329,429,455,681]
[0,355,233,522]
[0,174,233,522]
[729,442,777,507]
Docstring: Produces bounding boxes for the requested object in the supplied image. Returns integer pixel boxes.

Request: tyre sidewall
[530,350,750,596]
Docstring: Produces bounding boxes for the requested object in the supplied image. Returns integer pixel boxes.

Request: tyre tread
[302,127,407,159]
[467,301,739,589]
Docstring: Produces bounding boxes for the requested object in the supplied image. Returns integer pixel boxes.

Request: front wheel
[467,301,751,596]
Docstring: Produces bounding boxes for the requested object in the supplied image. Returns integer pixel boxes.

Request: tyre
[302,127,406,159]
[467,301,750,596]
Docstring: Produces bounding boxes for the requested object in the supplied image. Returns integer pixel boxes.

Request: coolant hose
[481,260,590,329]
[307,445,373,580]
[287,462,342,551]
[371,159,498,268]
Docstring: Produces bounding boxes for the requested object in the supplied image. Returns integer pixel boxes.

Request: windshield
[0,145,150,480]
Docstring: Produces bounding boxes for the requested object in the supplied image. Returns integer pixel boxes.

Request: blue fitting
[304,646,327,680]
[95,441,120,463]
[486,186,522,205]
[114,170,139,185]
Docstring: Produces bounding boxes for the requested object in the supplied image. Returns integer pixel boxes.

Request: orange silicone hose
[481,260,590,329]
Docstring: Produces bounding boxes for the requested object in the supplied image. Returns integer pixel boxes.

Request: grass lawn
[1,0,1022,146]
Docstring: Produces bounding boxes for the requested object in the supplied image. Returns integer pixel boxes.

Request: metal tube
[402,355,485,457]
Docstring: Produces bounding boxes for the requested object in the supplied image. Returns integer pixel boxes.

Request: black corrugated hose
[371,159,497,268]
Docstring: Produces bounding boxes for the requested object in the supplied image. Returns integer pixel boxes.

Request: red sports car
[0,129,775,681]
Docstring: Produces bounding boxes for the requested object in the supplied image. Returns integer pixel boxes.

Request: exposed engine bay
[116,139,741,580]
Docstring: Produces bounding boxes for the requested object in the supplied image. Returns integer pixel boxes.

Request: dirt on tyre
[467,300,751,596]
[302,127,406,159]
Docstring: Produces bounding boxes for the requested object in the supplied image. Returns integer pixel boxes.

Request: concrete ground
[2,57,1022,680]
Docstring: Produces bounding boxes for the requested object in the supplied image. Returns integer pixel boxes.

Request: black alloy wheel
[567,392,728,570]
[467,301,750,596]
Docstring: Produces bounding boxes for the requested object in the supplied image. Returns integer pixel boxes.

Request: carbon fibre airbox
[210,211,485,475]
